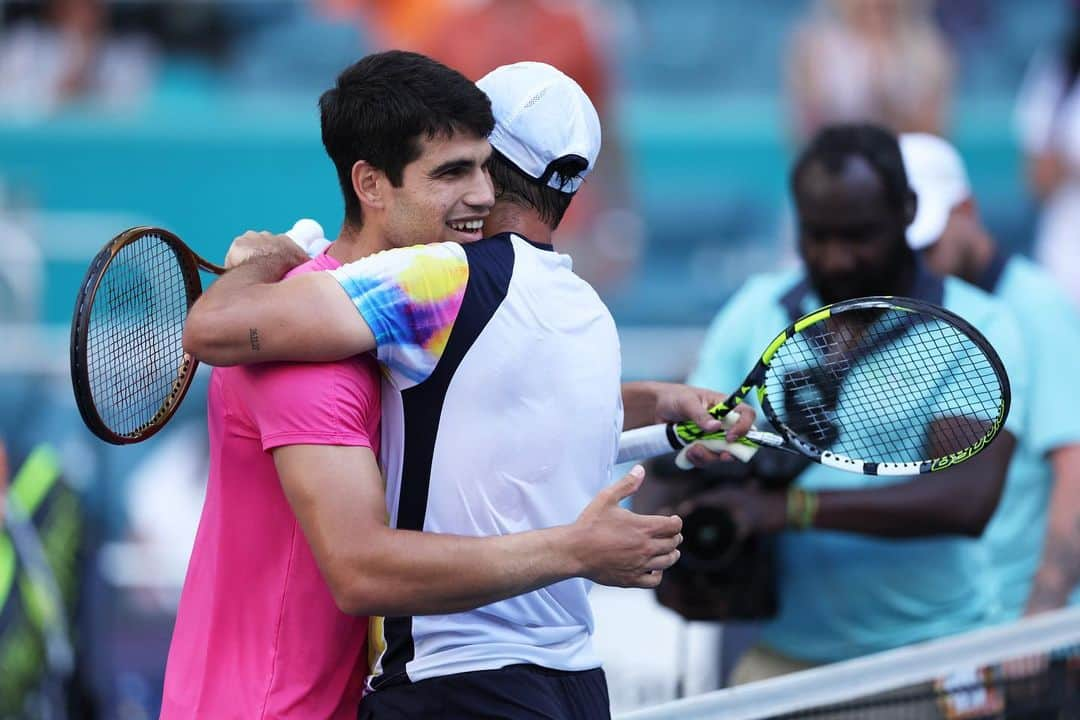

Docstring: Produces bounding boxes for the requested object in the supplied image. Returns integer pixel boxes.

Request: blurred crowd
[3,1,1080,718]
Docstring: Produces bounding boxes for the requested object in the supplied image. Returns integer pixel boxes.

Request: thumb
[610,464,645,502]
[697,408,724,434]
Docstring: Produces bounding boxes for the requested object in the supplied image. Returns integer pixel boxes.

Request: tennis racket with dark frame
[617,296,1011,475]
[70,220,323,445]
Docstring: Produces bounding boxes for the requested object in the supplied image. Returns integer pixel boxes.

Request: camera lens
[680,505,739,571]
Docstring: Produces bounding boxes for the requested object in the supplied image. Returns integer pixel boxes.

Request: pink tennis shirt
[160,251,380,720]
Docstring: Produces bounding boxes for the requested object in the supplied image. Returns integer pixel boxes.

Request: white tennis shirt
[330,232,623,688]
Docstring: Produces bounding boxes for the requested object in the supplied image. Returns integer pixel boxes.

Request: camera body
[637,449,810,621]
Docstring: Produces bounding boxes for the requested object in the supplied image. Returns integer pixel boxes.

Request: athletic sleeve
[232,356,381,452]
[328,242,469,385]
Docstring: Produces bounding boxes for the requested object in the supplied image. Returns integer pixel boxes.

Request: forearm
[621,381,664,431]
[184,254,297,365]
[185,258,369,366]
[811,478,988,538]
[340,524,584,616]
[1026,445,1080,614]
[808,432,1015,538]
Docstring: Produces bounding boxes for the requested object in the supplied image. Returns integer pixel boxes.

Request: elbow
[954,493,999,538]
[183,308,237,366]
[958,504,995,538]
[957,515,989,539]
[328,576,381,617]
[330,588,367,617]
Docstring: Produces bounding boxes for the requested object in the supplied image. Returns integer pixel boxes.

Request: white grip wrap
[674,436,759,469]
[617,413,762,468]
[616,423,680,464]
[284,218,329,257]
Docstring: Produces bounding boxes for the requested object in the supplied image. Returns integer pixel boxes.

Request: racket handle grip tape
[616,423,681,464]
[616,414,758,466]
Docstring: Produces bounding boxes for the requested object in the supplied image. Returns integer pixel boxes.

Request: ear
[955,196,978,218]
[351,160,386,212]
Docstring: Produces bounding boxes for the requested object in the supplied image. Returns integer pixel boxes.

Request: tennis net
[618,605,1080,719]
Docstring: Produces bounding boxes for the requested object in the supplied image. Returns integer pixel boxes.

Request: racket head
[754,296,1010,475]
[70,227,204,445]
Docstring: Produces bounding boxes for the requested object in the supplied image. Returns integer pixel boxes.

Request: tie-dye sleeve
[328,242,469,386]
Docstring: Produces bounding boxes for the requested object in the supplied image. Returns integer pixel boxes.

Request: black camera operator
[638,124,1022,687]
[634,447,810,623]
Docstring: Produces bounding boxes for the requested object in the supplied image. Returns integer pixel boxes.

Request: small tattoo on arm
[249,328,260,351]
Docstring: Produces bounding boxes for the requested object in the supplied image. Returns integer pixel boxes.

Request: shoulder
[694,272,799,370]
[999,256,1080,352]
[943,276,1025,350]
[334,242,468,279]
[282,252,340,279]
[718,270,803,319]
[1001,256,1076,308]
[943,274,1027,388]
[943,275,1008,322]
[330,242,471,307]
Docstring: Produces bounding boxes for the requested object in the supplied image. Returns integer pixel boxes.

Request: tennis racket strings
[764,305,1005,465]
[84,231,197,438]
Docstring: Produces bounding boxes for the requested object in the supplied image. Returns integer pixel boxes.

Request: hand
[224,231,309,271]
[653,383,755,467]
[674,484,787,540]
[570,465,683,588]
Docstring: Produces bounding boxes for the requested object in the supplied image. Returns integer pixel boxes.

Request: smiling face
[795,154,915,304]
[379,131,495,249]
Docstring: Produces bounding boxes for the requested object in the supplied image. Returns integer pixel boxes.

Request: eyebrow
[428,158,478,177]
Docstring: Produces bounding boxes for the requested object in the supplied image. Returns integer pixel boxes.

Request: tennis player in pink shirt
[161,251,376,719]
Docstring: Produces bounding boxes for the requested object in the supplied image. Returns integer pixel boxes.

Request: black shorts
[357,664,610,720]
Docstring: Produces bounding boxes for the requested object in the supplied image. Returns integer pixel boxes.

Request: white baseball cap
[477,61,601,194]
[899,133,972,250]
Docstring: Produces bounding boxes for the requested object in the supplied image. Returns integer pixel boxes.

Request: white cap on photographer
[900,133,972,250]
[477,61,601,194]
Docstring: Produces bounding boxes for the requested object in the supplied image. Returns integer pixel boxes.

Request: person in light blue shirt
[901,132,1080,619]
[683,124,1027,682]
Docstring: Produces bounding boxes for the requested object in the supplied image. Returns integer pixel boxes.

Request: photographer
[641,124,1027,684]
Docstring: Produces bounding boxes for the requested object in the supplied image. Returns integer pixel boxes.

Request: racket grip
[616,423,681,464]
[285,218,329,257]
[674,437,758,469]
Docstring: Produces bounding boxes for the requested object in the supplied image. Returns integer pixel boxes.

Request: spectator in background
[0,0,156,114]
[651,124,1025,688]
[0,187,42,324]
[901,132,1080,619]
[0,437,99,718]
[1014,2,1080,310]
[317,0,450,51]
[409,0,641,293]
[787,0,953,141]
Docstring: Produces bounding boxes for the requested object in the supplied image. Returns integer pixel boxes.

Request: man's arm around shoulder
[183,232,375,365]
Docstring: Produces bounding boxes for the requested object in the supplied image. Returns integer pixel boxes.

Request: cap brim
[906,195,950,251]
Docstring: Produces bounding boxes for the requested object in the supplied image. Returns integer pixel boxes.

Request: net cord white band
[616,604,1080,720]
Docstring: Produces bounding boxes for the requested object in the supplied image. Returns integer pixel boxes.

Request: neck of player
[484,203,553,246]
[328,222,387,264]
